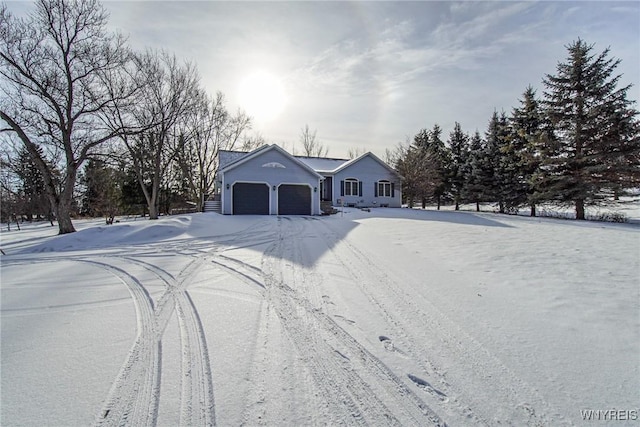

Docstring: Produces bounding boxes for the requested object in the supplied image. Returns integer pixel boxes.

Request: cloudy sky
[8,1,640,158]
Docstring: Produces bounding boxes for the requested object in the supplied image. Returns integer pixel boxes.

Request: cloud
[49,1,638,156]
[288,2,547,102]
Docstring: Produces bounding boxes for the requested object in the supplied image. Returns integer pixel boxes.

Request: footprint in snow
[407,374,449,403]
[379,335,395,351]
[334,314,355,324]
[378,335,409,357]
[322,295,336,305]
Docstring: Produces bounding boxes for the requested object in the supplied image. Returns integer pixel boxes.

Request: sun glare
[238,70,287,123]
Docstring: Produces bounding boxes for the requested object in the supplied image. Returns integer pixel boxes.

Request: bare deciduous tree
[119,49,200,220]
[391,137,440,208]
[347,147,365,159]
[0,0,136,234]
[175,90,253,211]
[299,124,328,157]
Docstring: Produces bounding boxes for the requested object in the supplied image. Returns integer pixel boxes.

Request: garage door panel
[278,184,311,215]
[233,183,269,215]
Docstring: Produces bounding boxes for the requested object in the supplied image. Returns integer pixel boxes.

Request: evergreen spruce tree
[506,86,544,215]
[80,159,122,223]
[541,39,640,219]
[447,122,470,210]
[429,124,451,209]
[474,112,511,213]
[463,131,485,212]
[15,147,49,220]
[120,167,148,217]
[403,129,441,208]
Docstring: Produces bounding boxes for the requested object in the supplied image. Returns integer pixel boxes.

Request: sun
[238,70,287,123]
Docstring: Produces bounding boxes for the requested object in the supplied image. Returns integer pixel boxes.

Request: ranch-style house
[212,144,402,215]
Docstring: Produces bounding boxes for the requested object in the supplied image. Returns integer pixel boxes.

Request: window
[377,180,392,197]
[344,179,359,196]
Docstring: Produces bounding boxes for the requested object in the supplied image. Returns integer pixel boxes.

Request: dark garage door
[233,183,269,215]
[278,184,311,215]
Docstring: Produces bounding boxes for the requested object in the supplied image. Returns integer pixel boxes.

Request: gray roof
[295,156,350,173]
[219,147,399,177]
[219,149,253,169]
[331,151,400,177]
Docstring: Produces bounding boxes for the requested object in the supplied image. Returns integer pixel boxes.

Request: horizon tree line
[1,0,638,232]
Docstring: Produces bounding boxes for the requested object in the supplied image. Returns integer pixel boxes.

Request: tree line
[390,39,639,220]
[1,1,638,234]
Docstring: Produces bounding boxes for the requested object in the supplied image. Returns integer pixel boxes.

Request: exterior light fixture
[272,185,276,191]
[226,183,230,190]
[314,187,317,192]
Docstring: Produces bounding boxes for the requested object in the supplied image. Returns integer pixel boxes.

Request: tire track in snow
[318,219,555,426]
[82,253,216,427]
[208,257,265,293]
[94,219,277,427]
[172,256,216,427]
[121,255,217,427]
[258,217,446,426]
[4,219,282,426]
[4,255,163,425]
[317,220,492,424]
[80,259,161,427]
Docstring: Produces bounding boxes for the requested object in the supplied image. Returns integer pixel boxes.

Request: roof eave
[220,144,323,179]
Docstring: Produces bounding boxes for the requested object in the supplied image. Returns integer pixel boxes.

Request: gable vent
[262,162,286,168]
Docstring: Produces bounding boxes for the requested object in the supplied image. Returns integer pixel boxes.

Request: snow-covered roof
[295,156,350,173]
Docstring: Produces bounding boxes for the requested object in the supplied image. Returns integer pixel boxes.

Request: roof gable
[220,144,323,179]
[332,152,400,177]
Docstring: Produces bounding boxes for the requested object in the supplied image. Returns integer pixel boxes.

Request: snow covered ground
[1,208,638,426]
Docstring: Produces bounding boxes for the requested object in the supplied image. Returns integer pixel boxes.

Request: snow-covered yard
[1,208,638,426]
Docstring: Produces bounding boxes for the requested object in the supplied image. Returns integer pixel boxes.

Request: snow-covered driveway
[1,209,638,426]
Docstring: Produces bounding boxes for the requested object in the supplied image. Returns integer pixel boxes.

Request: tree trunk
[55,164,79,234]
[148,203,159,220]
[476,201,480,212]
[530,203,536,217]
[455,199,460,211]
[499,201,505,214]
[575,199,585,220]
[0,111,77,234]
[54,201,76,234]
[196,183,204,212]
[149,179,160,220]
[437,195,441,210]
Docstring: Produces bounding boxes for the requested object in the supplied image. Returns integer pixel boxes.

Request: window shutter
[391,183,395,198]
[374,182,378,197]
[340,180,344,197]
[358,181,363,197]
